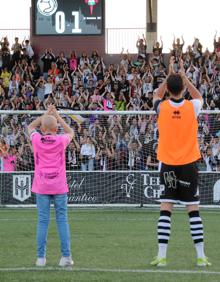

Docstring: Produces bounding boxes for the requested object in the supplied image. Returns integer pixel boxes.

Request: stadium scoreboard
[33,0,104,35]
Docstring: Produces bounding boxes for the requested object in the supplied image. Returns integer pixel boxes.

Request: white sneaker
[36,258,46,267]
[58,256,74,267]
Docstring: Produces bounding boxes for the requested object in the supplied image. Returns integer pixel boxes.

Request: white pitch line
[0,217,154,222]
[0,267,220,275]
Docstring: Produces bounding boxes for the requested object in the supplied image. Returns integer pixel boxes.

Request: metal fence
[0,27,146,54]
[105,27,146,54]
[0,29,30,48]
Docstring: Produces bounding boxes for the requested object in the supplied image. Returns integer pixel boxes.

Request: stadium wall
[31,35,106,59]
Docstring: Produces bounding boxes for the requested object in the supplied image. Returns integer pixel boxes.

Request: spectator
[35,77,46,101]
[11,37,22,63]
[1,37,11,68]
[102,92,115,111]
[127,136,143,170]
[142,72,153,97]
[1,66,11,89]
[214,31,220,53]
[41,49,56,79]
[79,51,90,68]
[192,38,203,61]
[203,146,220,171]
[115,92,126,111]
[119,48,131,72]
[0,138,9,171]
[44,76,54,99]
[95,143,112,170]
[146,142,159,170]
[172,35,185,57]
[136,34,147,59]
[68,50,78,72]
[3,146,17,171]
[80,136,96,171]
[152,37,163,59]
[66,139,80,170]
[127,116,139,138]
[48,62,60,80]
[90,49,100,66]
[56,51,67,73]
[22,39,34,61]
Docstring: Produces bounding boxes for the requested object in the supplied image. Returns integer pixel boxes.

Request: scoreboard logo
[37,0,58,16]
[85,0,99,15]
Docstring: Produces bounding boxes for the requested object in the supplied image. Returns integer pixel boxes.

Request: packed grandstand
[0,35,220,172]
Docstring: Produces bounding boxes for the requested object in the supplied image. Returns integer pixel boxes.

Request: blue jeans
[81,159,94,171]
[36,194,71,258]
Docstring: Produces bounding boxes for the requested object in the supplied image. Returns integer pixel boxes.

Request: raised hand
[168,56,175,74]
[179,59,185,75]
[45,104,55,115]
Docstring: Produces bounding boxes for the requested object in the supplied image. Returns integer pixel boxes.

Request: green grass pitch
[0,208,220,282]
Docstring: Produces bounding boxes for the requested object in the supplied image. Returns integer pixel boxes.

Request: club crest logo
[121,174,136,198]
[13,175,31,202]
[37,0,58,16]
[85,0,99,15]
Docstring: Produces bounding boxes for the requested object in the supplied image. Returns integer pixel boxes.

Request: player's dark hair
[166,74,184,96]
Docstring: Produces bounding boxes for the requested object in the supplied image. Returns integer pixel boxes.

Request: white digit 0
[55,11,65,33]
[72,11,82,33]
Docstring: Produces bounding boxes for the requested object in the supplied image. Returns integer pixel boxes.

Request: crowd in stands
[0,34,219,172]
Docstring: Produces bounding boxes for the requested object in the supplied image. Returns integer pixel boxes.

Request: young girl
[3,146,17,171]
[28,105,74,267]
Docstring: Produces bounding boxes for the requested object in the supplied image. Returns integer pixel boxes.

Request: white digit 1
[55,11,65,33]
[72,11,82,33]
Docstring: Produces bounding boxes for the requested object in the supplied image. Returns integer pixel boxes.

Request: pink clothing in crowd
[3,155,16,171]
[31,132,70,194]
[69,58,78,71]
[103,99,114,111]
[90,94,102,103]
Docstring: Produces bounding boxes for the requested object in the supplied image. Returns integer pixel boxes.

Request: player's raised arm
[153,79,167,104]
[179,59,203,103]
[27,105,54,136]
[153,56,175,104]
[27,116,42,136]
[51,106,74,140]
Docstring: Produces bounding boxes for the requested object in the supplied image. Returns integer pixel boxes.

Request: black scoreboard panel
[33,0,104,35]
